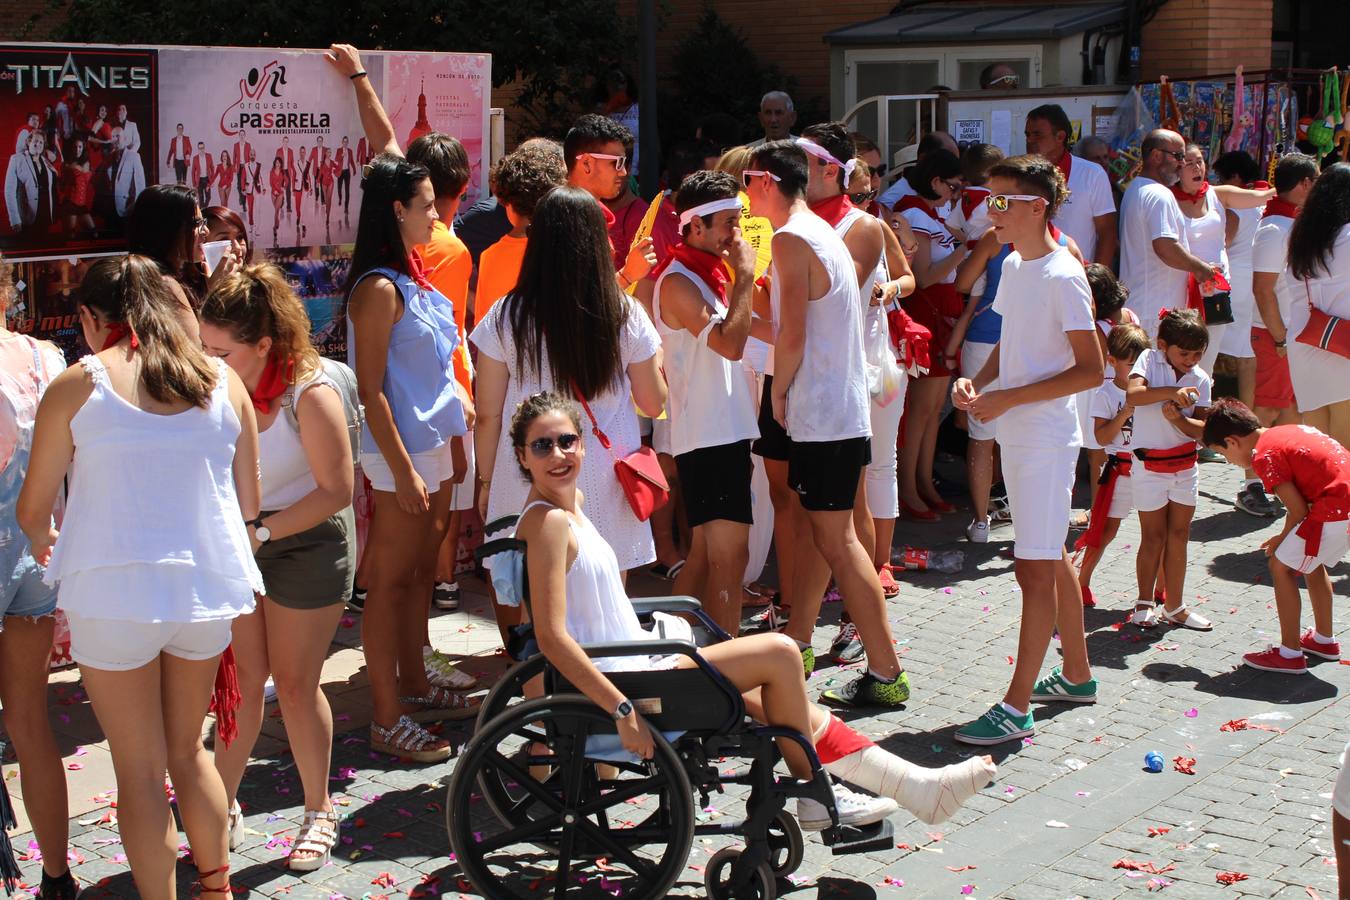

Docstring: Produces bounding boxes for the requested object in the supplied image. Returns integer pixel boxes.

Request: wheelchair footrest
[825,819,894,855]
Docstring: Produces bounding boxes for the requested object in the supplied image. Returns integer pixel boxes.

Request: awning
[825,2,1126,46]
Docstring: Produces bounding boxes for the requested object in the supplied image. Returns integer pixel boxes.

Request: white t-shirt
[991,246,1095,449]
[878,175,917,211]
[1287,224,1350,412]
[900,203,960,285]
[1055,154,1116,262]
[1090,378,1133,455]
[1120,176,1190,332]
[1251,214,1295,330]
[1128,348,1211,450]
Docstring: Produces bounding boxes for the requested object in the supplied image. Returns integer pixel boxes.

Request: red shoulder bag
[572,385,670,521]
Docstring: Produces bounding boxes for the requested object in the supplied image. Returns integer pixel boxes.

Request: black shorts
[674,440,754,528]
[751,374,791,461]
[788,437,872,512]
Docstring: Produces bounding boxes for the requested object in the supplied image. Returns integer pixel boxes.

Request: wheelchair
[445,517,894,899]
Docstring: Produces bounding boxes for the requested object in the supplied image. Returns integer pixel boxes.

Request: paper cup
[202,240,231,275]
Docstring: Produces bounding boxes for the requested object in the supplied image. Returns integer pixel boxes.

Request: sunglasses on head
[528,433,581,457]
[984,193,1044,212]
[742,169,782,187]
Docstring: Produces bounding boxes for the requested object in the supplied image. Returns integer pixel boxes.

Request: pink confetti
[961,886,976,895]
[66,762,84,770]
[340,616,356,628]
[73,746,88,757]
[1183,708,1198,718]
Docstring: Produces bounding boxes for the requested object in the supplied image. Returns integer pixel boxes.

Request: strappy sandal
[287,808,340,872]
[1159,603,1213,631]
[1131,600,1159,629]
[227,799,244,851]
[194,864,230,898]
[402,685,482,722]
[423,647,479,691]
[371,715,453,763]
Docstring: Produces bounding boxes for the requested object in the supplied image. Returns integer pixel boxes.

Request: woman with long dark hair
[346,153,476,763]
[471,185,667,573]
[204,205,252,265]
[59,135,95,239]
[1287,162,1350,448]
[17,255,262,900]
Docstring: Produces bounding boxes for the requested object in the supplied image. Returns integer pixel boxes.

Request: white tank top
[45,356,264,610]
[771,210,872,442]
[836,207,897,367]
[1184,190,1230,276]
[653,261,759,457]
[260,371,340,509]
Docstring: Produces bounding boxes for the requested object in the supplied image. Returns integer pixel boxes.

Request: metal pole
[638,0,660,198]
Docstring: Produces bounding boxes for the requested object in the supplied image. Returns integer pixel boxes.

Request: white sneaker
[263,678,278,704]
[796,783,898,831]
[965,517,990,543]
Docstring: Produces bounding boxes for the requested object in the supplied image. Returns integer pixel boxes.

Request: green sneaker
[801,646,816,678]
[821,671,911,708]
[1030,666,1097,704]
[954,704,1035,746]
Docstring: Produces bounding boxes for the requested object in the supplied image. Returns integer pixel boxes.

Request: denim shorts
[0,553,58,631]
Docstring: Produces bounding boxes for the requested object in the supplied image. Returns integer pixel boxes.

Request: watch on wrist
[612,698,633,720]
[248,516,272,543]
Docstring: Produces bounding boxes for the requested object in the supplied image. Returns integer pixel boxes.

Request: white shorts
[449,433,476,512]
[1274,519,1350,575]
[1001,444,1077,560]
[360,441,456,494]
[1106,470,1134,520]
[961,341,998,442]
[1335,741,1350,821]
[66,612,233,671]
[1132,463,1199,512]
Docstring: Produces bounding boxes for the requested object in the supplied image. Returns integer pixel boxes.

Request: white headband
[796,138,857,181]
[679,197,743,229]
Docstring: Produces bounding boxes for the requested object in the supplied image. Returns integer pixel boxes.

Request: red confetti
[1113,859,1177,875]
[1147,827,1171,837]
[1306,888,1322,900]
[371,872,397,888]
[382,832,404,839]
[1172,756,1196,775]
[946,865,977,872]
[1215,871,1249,885]
[1006,656,1015,665]
[1219,717,1286,735]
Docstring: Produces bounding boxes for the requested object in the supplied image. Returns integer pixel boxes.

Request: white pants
[1000,444,1077,560]
[67,612,233,671]
[865,375,908,518]
[960,341,998,441]
[1199,323,1228,378]
[449,433,476,512]
[1132,463,1199,512]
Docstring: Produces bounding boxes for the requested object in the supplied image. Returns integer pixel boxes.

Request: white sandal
[1130,600,1159,629]
[287,809,340,872]
[1159,603,1213,631]
[227,799,244,851]
[370,715,453,763]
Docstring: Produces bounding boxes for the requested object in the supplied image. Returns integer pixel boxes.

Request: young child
[1079,264,1143,515]
[1125,308,1213,630]
[1203,400,1350,673]
[951,154,1102,745]
[1075,322,1151,607]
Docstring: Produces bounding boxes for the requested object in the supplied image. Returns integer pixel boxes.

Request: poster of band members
[382,53,491,206]
[0,45,157,261]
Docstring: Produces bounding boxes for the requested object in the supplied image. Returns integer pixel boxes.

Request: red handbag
[573,386,670,521]
[1295,279,1350,360]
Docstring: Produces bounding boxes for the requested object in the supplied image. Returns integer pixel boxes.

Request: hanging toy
[1159,75,1181,131]
[1224,66,1256,153]
[1336,71,1350,162]
[1269,88,1289,184]
[1308,68,1339,160]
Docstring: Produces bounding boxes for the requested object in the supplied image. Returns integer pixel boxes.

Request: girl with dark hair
[346,152,477,763]
[59,135,95,239]
[895,149,966,520]
[1287,163,1350,448]
[17,255,262,900]
[471,185,667,575]
[215,149,234,210]
[204,205,252,264]
[269,156,287,246]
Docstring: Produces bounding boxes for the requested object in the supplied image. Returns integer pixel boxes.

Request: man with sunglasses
[745,139,910,708]
[1119,129,1220,335]
[1023,103,1117,265]
[563,114,657,290]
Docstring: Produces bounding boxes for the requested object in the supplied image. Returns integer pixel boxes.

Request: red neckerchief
[1248,181,1270,190]
[649,242,730,304]
[600,201,617,228]
[809,192,855,228]
[101,323,139,351]
[894,194,940,221]
[1054,150,1072,180]
[960,186,990,222]
[1170,180,1209,204]
[250,353,294,414]
[407,249,434,292]
[1263,196,1300,220]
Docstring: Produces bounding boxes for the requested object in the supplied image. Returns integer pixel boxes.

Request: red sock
[815,714,875,764]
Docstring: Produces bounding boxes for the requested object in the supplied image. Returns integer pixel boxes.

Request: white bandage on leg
[824,747,997,825]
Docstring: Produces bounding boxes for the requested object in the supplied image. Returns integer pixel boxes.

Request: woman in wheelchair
[509,391,997,830]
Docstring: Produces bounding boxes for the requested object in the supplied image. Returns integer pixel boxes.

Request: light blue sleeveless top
[347,266,466,455]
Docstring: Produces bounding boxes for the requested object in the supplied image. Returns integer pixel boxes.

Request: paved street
[3,457,1347,898]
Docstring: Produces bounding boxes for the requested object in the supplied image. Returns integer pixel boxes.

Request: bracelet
[617,271,633,289]
[350,71,368,81]
[1273,339,1286,348]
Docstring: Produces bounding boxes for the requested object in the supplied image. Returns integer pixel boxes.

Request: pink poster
[382,53,491,206]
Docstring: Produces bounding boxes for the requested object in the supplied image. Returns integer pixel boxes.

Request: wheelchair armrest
[482,514,520,537]
[579,639,700,662]
[474,535,526,564]
[630,596,701,615]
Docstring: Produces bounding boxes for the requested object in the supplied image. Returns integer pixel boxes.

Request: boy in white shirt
[951,155,1102,745]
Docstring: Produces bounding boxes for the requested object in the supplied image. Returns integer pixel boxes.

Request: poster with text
[382,52,491,205]
[0,45,157,262]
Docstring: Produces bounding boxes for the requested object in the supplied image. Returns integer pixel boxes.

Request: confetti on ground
[946,865,977,872]
[878,876,905,887]
[1306,888,1322,899]
[1148,827,1171,837]
[1147,878,1173,891]
[1219,717,1286,734]
[1114,859,1177,875]
[960,885,976,895]
[1183,708,1198,718]
[1046,819,1070,828]
[1173,756,1197,775]
[1215,871,1249,885]
[370,872,397,888]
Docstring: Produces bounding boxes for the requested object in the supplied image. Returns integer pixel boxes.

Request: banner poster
[0,45,157,261]
[382,52,491,206]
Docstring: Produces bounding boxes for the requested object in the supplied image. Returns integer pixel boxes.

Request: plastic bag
[866,308,905,407]
[1108,86,1156,189]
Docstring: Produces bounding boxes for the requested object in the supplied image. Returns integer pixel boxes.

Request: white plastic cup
[202,240,231,275]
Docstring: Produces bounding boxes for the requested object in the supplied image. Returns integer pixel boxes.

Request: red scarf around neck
[809,193,855,228]
[894,194,941,221]
[1263,195,1300,220]
[649,242,730,304]
[1170,180,1209,204]
[406,249,434,292]
[1054,150,1072,180]
[100,322,139,351]
[250,353,295,414]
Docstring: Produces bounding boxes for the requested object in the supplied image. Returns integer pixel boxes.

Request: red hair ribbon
[1157,307,1172,322]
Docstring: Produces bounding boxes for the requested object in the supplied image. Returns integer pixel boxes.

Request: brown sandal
[371,715,453,763]
[401,685,482,722]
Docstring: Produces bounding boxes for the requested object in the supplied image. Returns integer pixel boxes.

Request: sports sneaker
[796,782,899,831]
[1197,447,1225,464]
[801,646,816,677]
[347,584,367,612]
[423,646,479,690]
[1235,482,1283,518]
[1300,628,1341,661]
[432,581,461,611]
[40,868,79,900]
[954,704,1035,746]
[966,517,990,543]
[1081,585,1096,608]
[821,671,911,707]
[1030,666,1097,704]
[830,622,866,664]
[1242,646,1307,674]
[989,495,1012,524]
[878,565,900,599]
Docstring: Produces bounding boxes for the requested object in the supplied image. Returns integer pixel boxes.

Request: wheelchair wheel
[447,695,695,899]
[765,810,804,878]
[704,846,777,900]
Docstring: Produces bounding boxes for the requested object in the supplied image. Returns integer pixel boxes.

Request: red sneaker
[1300,629,1341,661]
[878,565,900,599]
[1081,585,1096,608]
[1242,647,1308,674]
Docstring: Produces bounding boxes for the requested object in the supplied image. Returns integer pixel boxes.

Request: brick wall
[1,0,68,40]
[1140,0,1273,80]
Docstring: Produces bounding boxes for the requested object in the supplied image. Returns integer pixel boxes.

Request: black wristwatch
[247,515,272,544]
[612,698,633,720]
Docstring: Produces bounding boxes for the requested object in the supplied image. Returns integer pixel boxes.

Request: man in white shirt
[113,105,140,155]
[1023,104,1116,264]
[1119,130,1218,336]
[747,91,797,148]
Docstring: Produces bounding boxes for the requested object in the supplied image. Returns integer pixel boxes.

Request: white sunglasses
[583,152,628,173]
[984,193,1044,212]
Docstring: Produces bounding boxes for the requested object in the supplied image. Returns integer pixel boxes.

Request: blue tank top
[965,230,1071,345]
[347,266,466,455]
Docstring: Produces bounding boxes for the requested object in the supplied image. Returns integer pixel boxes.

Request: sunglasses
[193,216,208,229]
[849,190,877,205]
[984,193,1044,212]
[987,73,1020,88]
[528,433,581,457]
[583,152,628,173]
[943,180,963,195]
[742,169,782,187]
[1155,149,1185,162]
